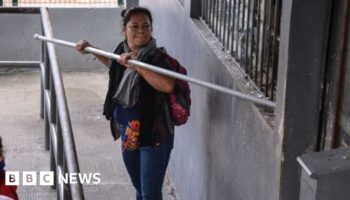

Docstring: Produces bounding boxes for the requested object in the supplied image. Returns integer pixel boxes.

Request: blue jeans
[118,124,173,200]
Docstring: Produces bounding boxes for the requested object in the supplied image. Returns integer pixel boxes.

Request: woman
[0,137,18,200]
[76,7,176,200]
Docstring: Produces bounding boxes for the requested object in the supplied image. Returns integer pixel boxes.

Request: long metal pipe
[34,34,276,108]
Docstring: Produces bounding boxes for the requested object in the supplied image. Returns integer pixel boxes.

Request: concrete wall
[0,8,123,71]
[0,13,41,62]
[140,1,280,200]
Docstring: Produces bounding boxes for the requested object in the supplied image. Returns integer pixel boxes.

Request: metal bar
[44,90,51,150]
[221,0,226,43]
[204,0,208,23]
[50,71,57,125]
[57,166,65,200]
[215,0,219,37]
[218,0,223,42]
[263,0,272,97]
[201,0,205,20]
[226,0,232,50]
[206,0,209,23]
[231,0,237,55]
[202,0,207,21]
[40,7,85,200]
[246,0,252,75]
[270,0,281,100]
[251,0,258,82]
[57,111,63,167]
[255,0,262,84]
[260,0,267,90]
[222,0,227,46]
[205,0,210,23]
[0,61,40,68]
[213,0,216,36]
[34,34,276,108]
[50,123,58,167]
[40,24,45,119]
[44,47,50,91]
[55,117,65,199]
[209,0,213,29]
[214,0,217,33]
[0,7,40,13]
[63,153,72,199]
[44,45,51,150]
[235,0,241,57]
[40,63,44,119]
[50,136,57,189]
[241,0,247,69]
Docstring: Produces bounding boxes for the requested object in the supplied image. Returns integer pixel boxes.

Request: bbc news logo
[5,171,101,186]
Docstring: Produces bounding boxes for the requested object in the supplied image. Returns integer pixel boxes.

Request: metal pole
[33,34,276,108]
[40,25,45,119]
[44,46,51,150]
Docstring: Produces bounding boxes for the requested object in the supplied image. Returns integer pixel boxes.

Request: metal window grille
[201,0,281,101]
[0,0,122,7]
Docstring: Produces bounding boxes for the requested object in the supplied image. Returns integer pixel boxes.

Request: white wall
[0,8,123,71]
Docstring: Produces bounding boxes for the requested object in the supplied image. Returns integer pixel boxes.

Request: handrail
[40,7,84,200]
[0,6,85,199]
[33,34,276,108]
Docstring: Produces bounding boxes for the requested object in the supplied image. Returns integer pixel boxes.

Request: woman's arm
[118,52,175,93]
[76,40,111,67]
[135,66,175,93]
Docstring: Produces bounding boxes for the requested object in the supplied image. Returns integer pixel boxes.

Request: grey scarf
[113,38,157,108]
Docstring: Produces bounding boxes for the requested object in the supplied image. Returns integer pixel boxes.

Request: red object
[0,171,18,200]
[164,52,191,126]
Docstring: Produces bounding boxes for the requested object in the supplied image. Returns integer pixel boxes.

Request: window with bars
[0,0,121,7]
[200,0,281,101]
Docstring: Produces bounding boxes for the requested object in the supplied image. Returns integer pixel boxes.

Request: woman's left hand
[118,52,137,69]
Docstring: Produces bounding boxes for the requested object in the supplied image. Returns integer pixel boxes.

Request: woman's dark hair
[121,7,153,27]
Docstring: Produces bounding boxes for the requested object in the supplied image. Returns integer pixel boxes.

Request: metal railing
[34,34,276,108]
[40,7,84,200]
[201,0,281,101]
[0,7,85,200]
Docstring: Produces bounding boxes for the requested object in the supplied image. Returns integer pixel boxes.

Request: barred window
[200,0,281,101]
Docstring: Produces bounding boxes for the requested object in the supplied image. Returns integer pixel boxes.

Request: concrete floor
[0,70,178,200]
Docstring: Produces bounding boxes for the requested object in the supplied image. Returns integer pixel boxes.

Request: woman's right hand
[76,40,92,54]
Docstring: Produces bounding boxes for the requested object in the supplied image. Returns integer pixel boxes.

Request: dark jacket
[103,42,174,146]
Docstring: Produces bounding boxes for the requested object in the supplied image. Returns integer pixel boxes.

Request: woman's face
[124,13,152,50]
